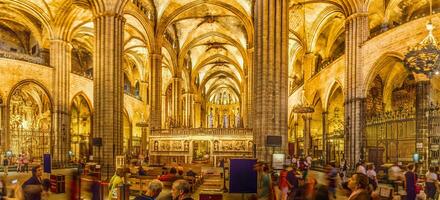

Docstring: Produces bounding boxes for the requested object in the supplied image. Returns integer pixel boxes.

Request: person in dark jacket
[135,179,163,200]
[286,166,299,199]
[171,179,193,200]
[22,165,43,200]
[186,169,197,177]
[138,166,147,176]
[405,164,417,200]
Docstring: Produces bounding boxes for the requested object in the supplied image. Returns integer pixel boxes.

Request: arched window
[134,81,140,97]
[124,74,131,94]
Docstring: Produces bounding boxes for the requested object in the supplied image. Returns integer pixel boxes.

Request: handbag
[414,173,422,194]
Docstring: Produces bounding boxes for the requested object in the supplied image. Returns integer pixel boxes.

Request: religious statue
[235,110,241,128]
[223,112,229,128]
[208,109,214,128]
[184,140,189,151]
[213,140,219,151]
[153,141,158,151]
[217,111,221,128]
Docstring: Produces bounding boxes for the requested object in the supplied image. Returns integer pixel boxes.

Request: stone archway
[70,93,92,162]
[8,81,52,159]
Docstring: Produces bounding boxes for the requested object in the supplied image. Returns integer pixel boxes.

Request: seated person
[158,167,178,182]
[172,180,194,200]
[186,169,197,177]
[134,179,163,200]
[177,170,184,179]
[138,166,147,176]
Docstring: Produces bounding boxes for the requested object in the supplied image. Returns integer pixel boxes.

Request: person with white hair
[135,179,163,200]
[171,179,194,200]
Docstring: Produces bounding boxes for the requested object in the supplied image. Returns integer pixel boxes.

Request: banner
[43,154,51,173]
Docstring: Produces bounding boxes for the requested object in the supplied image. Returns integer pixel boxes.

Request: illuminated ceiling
[0,0,437,105]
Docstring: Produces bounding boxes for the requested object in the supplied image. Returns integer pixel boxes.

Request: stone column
[246,47,254,128]
[241,81,248,128]
[293,121,298,156]
[182,93,189,127]
[303,114,312,156]
[150,53,162,130]
[0,98,5,152]
[172,77,181,127]
[136,122,148,156]
[303,53,317,80]
[92,10,125,177]
[189,94,195,128]
[322,112,328,164]
[51,40,72,166]
[415,76,430,160]
[194,101,201,128]
[252,0,289,161]
[182,93,194,128]
[344,13,369,167]
[161,94,166,128]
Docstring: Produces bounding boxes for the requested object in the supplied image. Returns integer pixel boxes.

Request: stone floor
[0,168,391,200]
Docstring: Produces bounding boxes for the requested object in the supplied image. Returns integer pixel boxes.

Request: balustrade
[0,48,49,66]
[151,128,253,137]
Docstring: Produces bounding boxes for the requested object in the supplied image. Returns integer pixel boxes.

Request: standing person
[286,166,299,200]
[366,164,378,190]
[347,173,370,200]
[425,166,437,200]
[17,154,23,173]
[139,154,145,166]
[340,159,348,182]
[388,163,402,193]
[3,155,9,176]
[70,171,80,200]
[327,162,338,199]
[22,165,43,200]
[356,162,366,175]
[304,175,317,200]
[171,179,194,200]
[135,179,163,200]
[306,155,312,168]
[291,156,297,168]
[23,153,29,173]
[279,165,289,200]
[299,158,309,181]
[90,176,101,200]
[108,168,125,200]
[258,165,271,200]
[404,164,417,200]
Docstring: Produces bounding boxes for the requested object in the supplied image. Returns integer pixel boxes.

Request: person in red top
[158,167,179,182]
[278,165,290,200]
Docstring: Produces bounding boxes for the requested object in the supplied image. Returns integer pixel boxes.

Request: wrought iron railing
[0,49,49,66]
[150,128,253,137]
[365,106,440,164]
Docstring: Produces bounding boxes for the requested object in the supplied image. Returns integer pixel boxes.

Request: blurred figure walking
[425,166,437,200]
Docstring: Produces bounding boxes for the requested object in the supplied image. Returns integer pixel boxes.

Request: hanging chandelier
[292,89,314,114]
[403,0,440,77]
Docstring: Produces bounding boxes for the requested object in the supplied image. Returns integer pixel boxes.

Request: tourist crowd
[254,156,440,200]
